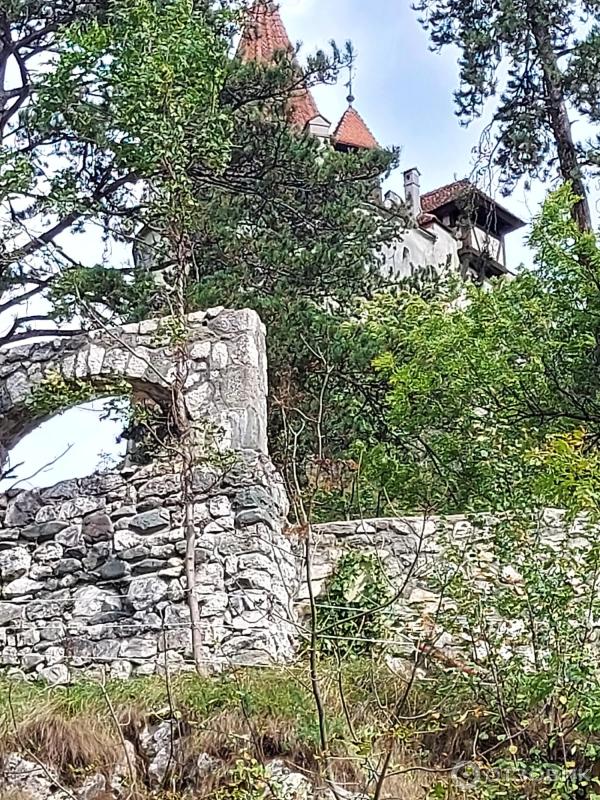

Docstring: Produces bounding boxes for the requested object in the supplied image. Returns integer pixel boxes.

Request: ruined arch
[0,308,269,470]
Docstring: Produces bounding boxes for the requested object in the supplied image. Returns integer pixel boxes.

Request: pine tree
[414,0,600,231]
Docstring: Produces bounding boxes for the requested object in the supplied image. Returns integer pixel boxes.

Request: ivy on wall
[316,551,391,657]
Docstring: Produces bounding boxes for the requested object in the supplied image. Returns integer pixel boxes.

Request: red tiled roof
[288,90,322,128]
[420,179,472,214]
[238,0,323,130]
[420,179,525,232]
[332,106,379,150]
[237,0,293,62]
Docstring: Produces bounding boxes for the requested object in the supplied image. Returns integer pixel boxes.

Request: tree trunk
[528,4,593,232]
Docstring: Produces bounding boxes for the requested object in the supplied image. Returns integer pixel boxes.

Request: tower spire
[237,0,328,133]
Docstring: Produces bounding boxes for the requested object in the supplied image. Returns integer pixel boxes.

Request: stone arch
[0,308,269,469]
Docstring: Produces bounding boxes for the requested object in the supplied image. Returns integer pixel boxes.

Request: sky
[0,0,584,491]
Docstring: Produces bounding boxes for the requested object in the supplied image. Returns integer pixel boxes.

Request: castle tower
[238,0,331,137]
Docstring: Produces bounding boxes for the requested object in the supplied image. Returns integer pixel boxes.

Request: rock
[0,602,24,625]
[15,627,40,647]
[82,542,111,570]
[130,509,170,534]
[99,558,130,580]
[110,660,133,680]
[39,663,70,685]
[55,557,83,576]
[199,592,228,617]
[82,512,113,542]
[112,504,137,520]
[236,508,278,529]
[3,576,43,598]
[233,569,272,591]
[5,492,42,526]
[93,639,121,660]
[0,646,18,665]
[33,541,64,563]
[209,496,232,518]
[1,753,56,800]
[127,576,168,611]
[72,586,122,617]
[267,759,312,800]
[55,524,85,554]
[148,744,172,786]
[0,545,31,580]
[40,621,66,642]
[57,497,102,519]
[114,529,144,551]
[119,637,157,662]
[44,645,65,665]
[21,653,45,670]
[78,772,107,800]
[120,546,150,562]
[132,558,165,575]
[138,475,180,499]
[29,563,53,580]
[21,519,68,541]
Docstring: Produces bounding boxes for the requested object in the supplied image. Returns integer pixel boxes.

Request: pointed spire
[237,0,326,132]
[237,1,293,63]
[332,106,379,150]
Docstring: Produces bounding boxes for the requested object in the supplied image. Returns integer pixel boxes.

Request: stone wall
[0,308,298,680]
[1,306,555,681]
[297,516,443,653]
[0,456,297,682]
[0,306,269,463]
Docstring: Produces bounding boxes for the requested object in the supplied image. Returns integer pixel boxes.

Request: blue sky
[0,0,574,490]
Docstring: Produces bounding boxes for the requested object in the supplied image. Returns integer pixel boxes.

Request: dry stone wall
[3,307,572,682]
[0,456,297,681]
[0,308,297,681]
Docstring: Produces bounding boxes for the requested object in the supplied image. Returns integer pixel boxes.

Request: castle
[239,0,525,281]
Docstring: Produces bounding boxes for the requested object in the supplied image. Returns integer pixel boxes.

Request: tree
[180,58,403,478]
[413,0,600,231]
[0,0,125,344]
[345,185,600,515]
[48,21,406,498]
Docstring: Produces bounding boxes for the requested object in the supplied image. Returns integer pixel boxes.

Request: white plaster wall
[382,222,460,280]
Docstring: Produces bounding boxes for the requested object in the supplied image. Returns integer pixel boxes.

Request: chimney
[404,167,421,218]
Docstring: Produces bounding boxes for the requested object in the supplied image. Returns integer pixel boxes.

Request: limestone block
[0,546,31,580]
[127,575,168,611]
[130,509,170,534]
[72,586,122,617]
[3,576,43,598]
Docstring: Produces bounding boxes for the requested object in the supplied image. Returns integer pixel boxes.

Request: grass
[0,662,458,799]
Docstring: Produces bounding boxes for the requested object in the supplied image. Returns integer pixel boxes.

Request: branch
[3,171,137,269]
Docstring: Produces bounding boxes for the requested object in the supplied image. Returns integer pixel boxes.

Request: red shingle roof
[420,180,472,214]
[237,0,293,62]
[332,106,379,150]
[289,91,322,129]
[420,179,525,233]
[237,0,323,130]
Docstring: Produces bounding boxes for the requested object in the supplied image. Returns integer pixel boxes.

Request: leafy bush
[315,551,391,657]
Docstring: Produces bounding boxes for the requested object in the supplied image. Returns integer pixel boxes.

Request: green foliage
[1,0,235,342]
[213,756,276,800]
[424,510,600,799]
[34,0,233,178]
[316,551,391,657]
[49,266,156,324]
[344,184,600,515]
[25,371,130,418]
